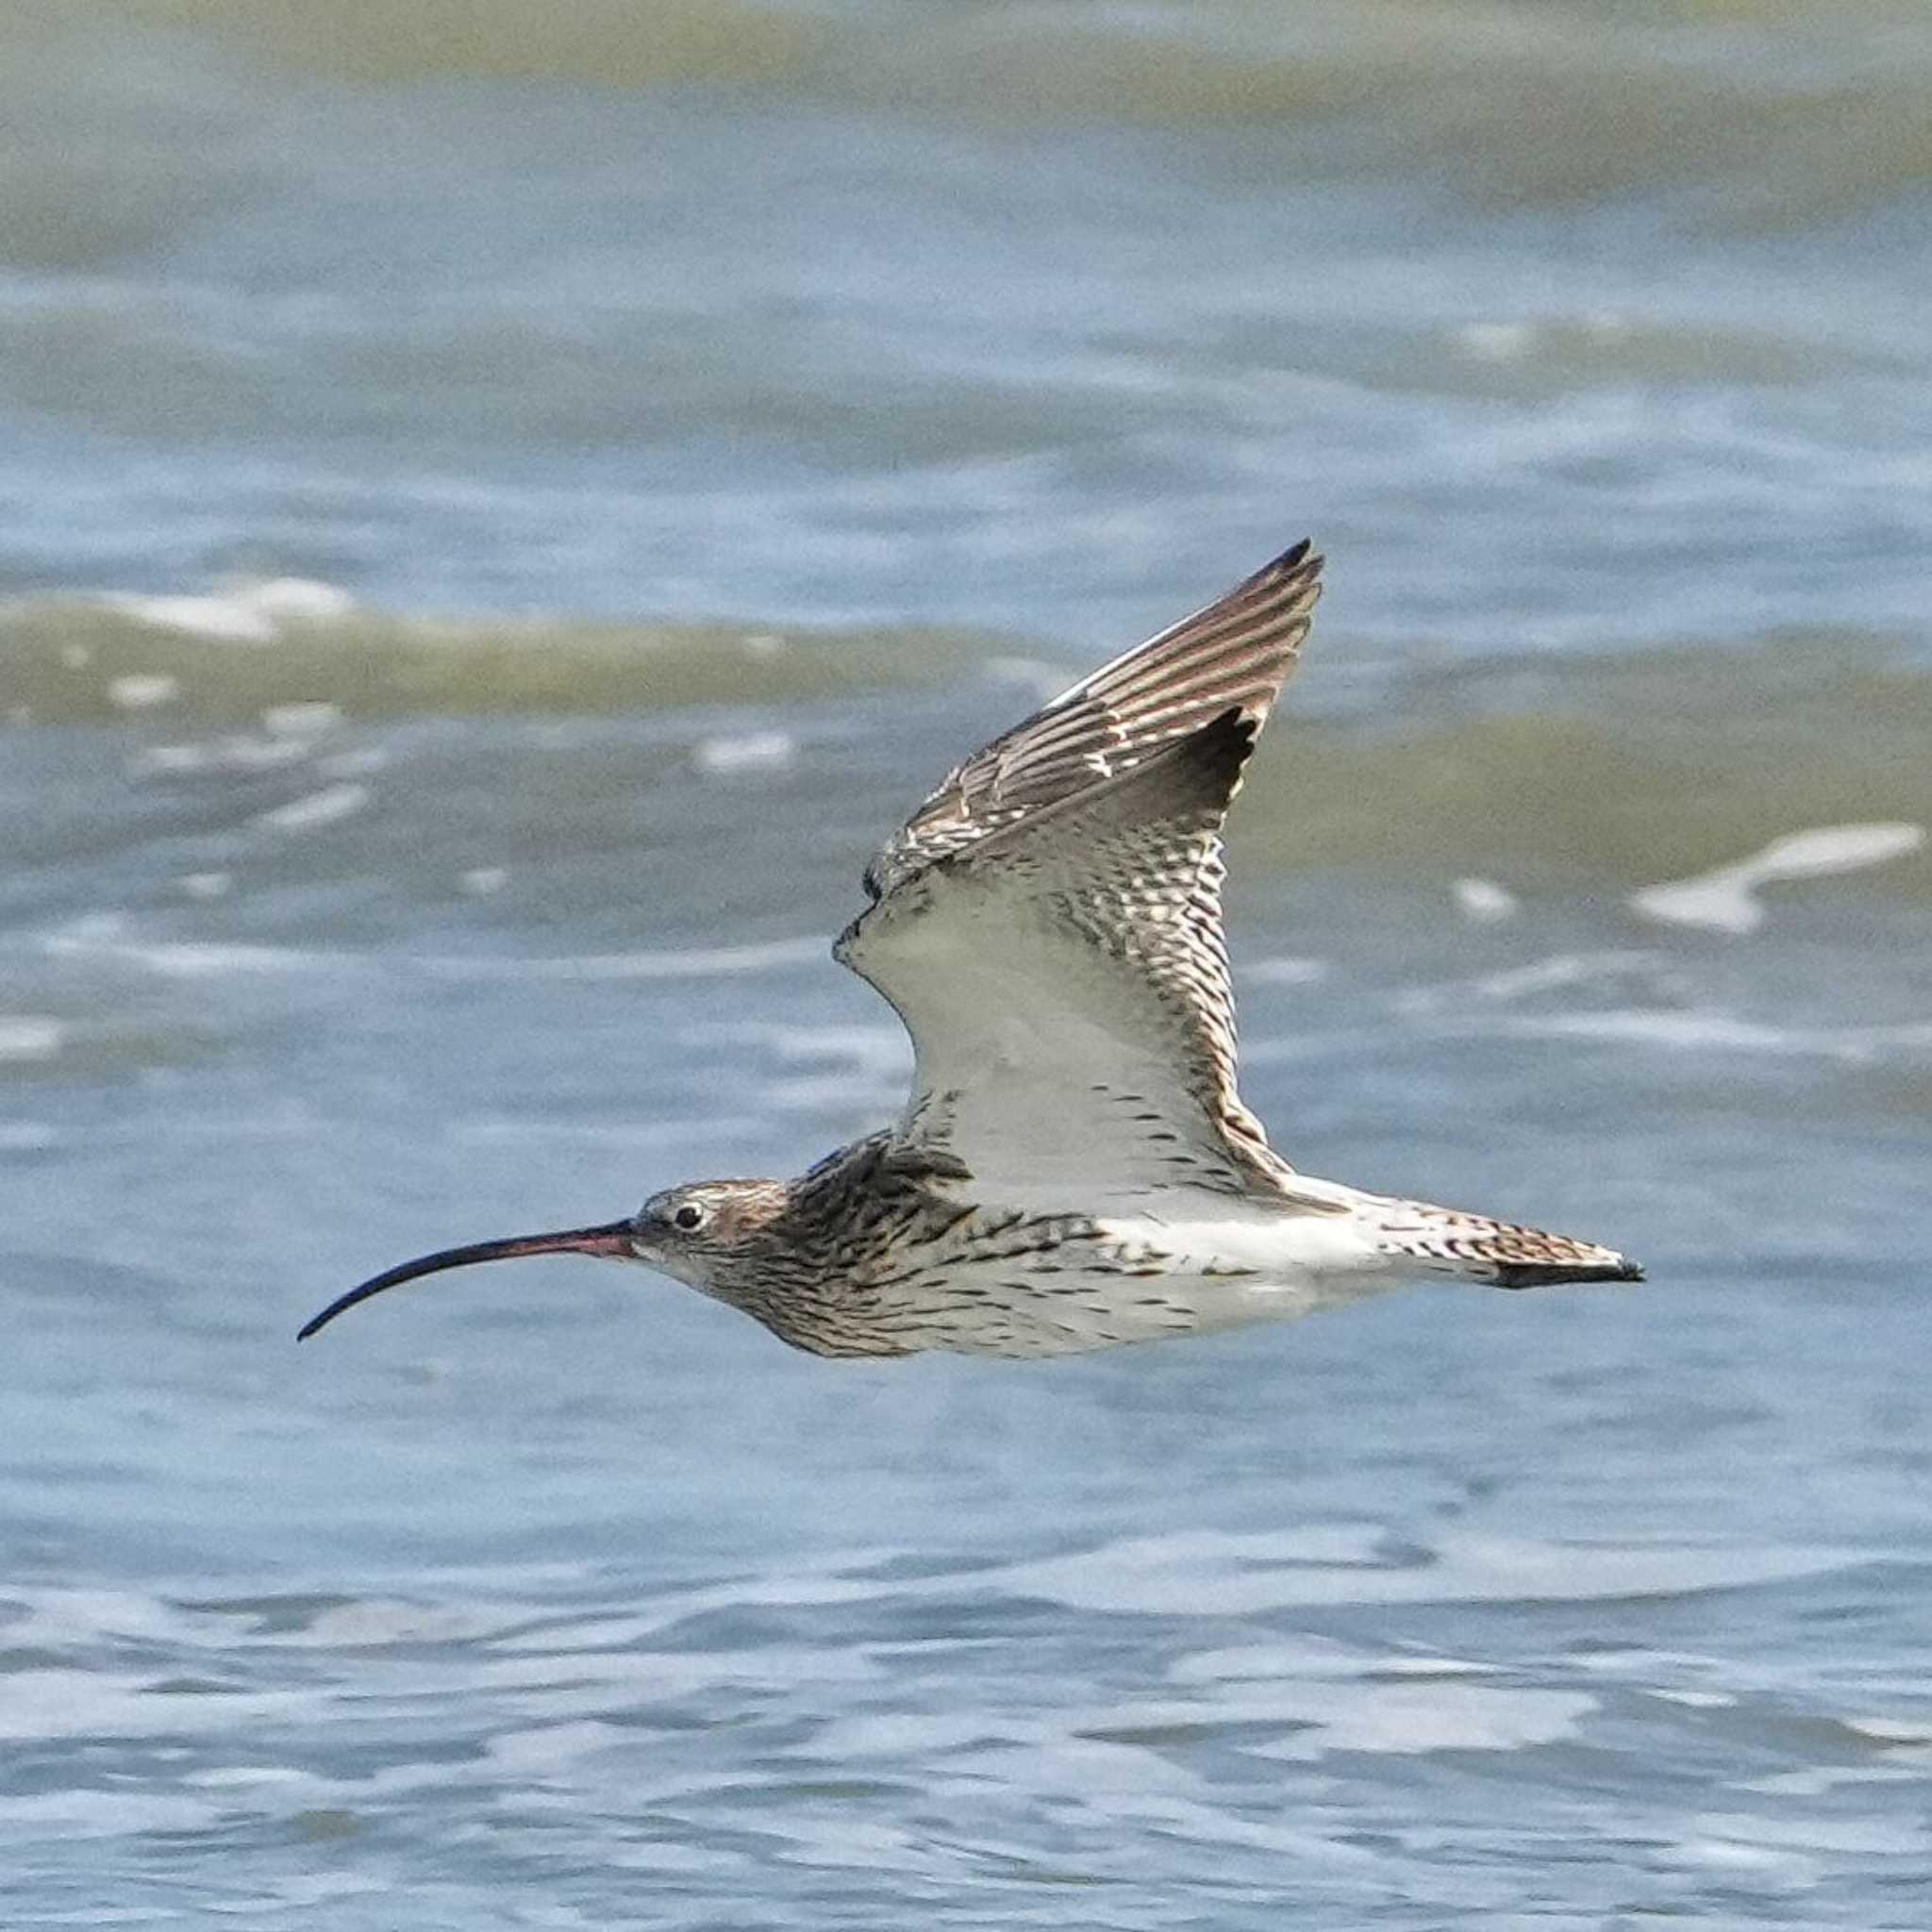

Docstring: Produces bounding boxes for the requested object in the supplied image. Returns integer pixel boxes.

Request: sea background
[4,4,1931,1925]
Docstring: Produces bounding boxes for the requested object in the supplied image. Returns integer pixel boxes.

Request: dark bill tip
[297,1219,635,1341]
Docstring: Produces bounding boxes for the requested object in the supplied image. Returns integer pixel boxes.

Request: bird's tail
[1374,1202,1643,1289]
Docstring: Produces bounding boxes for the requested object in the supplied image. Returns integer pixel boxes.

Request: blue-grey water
[5,4,1932,1925]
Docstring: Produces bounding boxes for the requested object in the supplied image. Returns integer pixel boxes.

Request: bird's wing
[836,542,1327,1208]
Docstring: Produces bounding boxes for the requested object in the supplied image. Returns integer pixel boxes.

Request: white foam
[458,866,509,895]
[188,1766,318,1790]
[1248,1682,1598,1760]
[1457,319,1536,361]
[179,871,232,900]
[35,924,819,985]
[104,576,355,643]
[252,781,371,832]
[992,1527,1859,1616]
[830,1669,1575,1795]
[1398,949,1668,1016]
[692,729,794,774]
[1746,1766,1926,1798]
[1453,876,1519,922]
[1842,1716,1932,1747]
[0,1016,63,1061]
[251,578,356,622]
[41,925,326,976]
[0,1787,217,1835]
[106,592,275,642]
[0,1665,295,1743]
[303,1598,501,1647]
[134,734,313,775]
[1,1585,226,1650]
[107,673,181,709]
[261,701,343,737]
[1171,1638,1494,1685]
[1632,822,1924,934]
[1507,1009,1932,1060]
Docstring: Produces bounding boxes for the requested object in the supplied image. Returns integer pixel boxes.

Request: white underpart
[868,888,1248,1206]
[906,1182,1413,1358]
[1091,1202,1402,1324]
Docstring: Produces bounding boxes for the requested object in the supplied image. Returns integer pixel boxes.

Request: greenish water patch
[0,597,974,726]
[1242,629,1932,894]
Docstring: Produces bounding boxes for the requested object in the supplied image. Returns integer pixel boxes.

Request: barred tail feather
[1378,1206,1643,1289]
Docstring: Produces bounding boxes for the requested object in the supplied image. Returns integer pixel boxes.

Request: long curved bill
[297,1220,636,1341]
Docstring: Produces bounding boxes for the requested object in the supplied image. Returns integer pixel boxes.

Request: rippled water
[5,4,1932,1925]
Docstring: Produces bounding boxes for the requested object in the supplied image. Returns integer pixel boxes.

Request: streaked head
[296,1177,788,1341]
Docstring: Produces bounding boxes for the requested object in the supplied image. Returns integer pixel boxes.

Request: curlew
[300,542,1641,1357]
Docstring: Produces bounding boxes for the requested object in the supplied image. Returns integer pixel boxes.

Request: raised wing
[862,541,1323,899]
[836,543,1326,1208]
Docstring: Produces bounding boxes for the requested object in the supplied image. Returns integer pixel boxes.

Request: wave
[24,0,1932,222]
[1237,629,1932,902]
[0,578,964,725]
[8,578,1931,904]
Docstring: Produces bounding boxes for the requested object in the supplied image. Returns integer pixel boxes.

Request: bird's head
[296,1177,789,1340]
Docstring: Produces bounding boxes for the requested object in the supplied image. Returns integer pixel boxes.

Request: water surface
[4,4,1931,1924]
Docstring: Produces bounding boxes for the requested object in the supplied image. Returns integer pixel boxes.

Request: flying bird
[300,542,1641,1357]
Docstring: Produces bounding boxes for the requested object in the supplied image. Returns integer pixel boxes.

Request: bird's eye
[671,1201,708,1232]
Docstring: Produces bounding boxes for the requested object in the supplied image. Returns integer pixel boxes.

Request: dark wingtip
[1266,536,1319,574]
[1241,538,1324,598]
[1220,703,1263,758]
[1494,1255,1645,1290]
[1174,706,1262,797]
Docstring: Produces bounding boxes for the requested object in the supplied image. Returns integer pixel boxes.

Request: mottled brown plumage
[301,541,1641,1358]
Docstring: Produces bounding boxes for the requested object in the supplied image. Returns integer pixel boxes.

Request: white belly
[1090,1210,1397,1319]
[906,1207,1398,1359]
